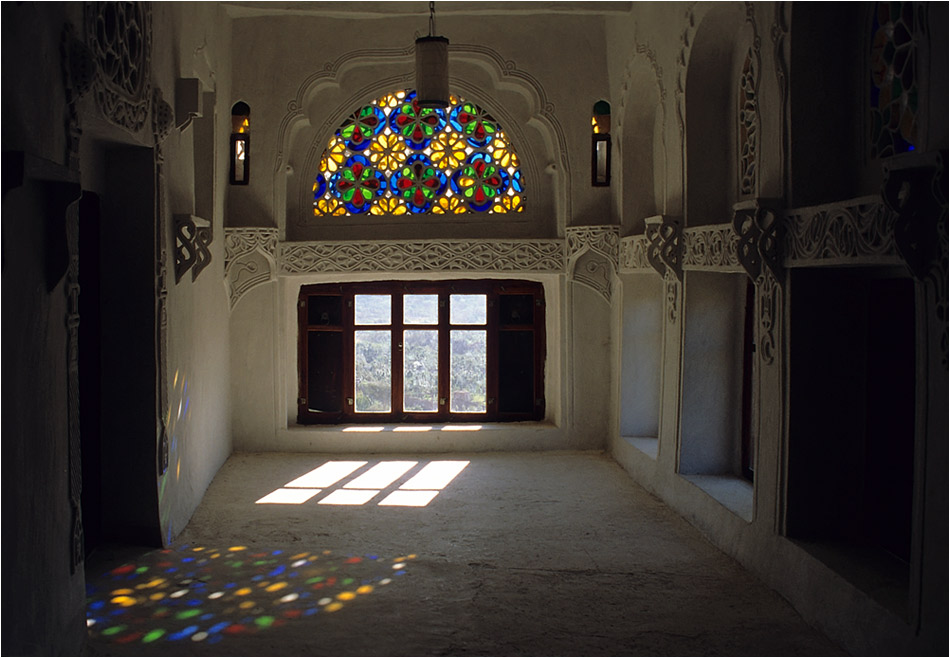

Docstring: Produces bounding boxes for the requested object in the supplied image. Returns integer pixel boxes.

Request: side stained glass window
[869,1,917,158]
[313,90,525,216]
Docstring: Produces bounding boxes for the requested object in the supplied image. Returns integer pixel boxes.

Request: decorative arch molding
[679,2,762,227]
[274,43,570,237]
[618,41,669,231]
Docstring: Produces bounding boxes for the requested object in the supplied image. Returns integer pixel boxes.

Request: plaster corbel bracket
[174,214,211,284]
[882,151,946,282]
[734,198,784,283]
[645,215,683,281]
[224,228,279,311]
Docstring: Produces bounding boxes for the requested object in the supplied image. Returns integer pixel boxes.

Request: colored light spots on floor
[142,629,165,643]
[167,625,199,641]
[86,544,415,647]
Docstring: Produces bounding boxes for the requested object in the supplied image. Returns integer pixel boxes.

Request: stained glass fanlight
[313,90,525,216]
[869,1,918,158]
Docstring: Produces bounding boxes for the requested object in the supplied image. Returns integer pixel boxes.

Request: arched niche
[275,45,569,242]
[620,56,665,236]
[684,3,754,227]
[788,4,874,206]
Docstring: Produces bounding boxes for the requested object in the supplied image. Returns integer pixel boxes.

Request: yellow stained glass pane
[490,135,519,168]
[316,197,346,216]
[369,133,407,171]
[324,138,347,173]
[492,194,523,214]
[371,197,408,215]
[431,132,467,170]
[433,196,467,214]
[377,91,407,109]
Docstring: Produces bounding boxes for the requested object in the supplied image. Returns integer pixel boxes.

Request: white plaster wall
[150,3,234,541]
[679,271,745,475]
[618,273,663,438]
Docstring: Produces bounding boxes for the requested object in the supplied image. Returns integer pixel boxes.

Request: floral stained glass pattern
[314,90,524,216]
[869,1,918,158]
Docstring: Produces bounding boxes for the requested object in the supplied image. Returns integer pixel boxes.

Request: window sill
[620,436,658,460]
[288,420,558,434]
[681,474,754,522]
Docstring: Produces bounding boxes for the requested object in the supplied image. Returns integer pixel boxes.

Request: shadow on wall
[85,545,415,648]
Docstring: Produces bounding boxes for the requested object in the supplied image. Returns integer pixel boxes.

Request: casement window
[298,280,545,424]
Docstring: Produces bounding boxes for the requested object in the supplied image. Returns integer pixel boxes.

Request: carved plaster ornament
[682,224,741,270]
[620,235,652,271]
[279,239,565,275]
[784,197,899,265]
[85,1,152,134]
[224,229,279,311]
[152,88,174,144]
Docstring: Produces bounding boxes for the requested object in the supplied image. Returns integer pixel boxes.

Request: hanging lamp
[415,1,449,108]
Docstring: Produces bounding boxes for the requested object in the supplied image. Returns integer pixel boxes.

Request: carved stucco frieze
[85,1,152,135]
[279,239,565,275]
[567,226,619,267]
[645,215,683,281]
[567,226,619,303]
[225,228,279,311]
[620,235,652,271]
[784,196,900,266]
[682,224,740,270]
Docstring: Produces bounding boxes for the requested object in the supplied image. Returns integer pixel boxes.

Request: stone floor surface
[84,451,845,656]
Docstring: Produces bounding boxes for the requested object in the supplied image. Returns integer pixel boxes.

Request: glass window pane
[404,330,439,412]
[355,295,391,325]
[450,330,486,413]
[450,294,486,325]
[404,294,438,325]
[355,330,391,412]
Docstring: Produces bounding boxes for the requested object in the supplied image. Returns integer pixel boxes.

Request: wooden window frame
[297,280,545,425]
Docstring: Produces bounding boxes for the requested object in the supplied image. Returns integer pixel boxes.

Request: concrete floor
[85,451,844,656]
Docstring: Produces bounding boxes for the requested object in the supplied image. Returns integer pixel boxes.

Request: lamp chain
[429,1,436,36]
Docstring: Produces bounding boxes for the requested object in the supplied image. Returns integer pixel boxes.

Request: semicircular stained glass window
[313,90,525,216]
